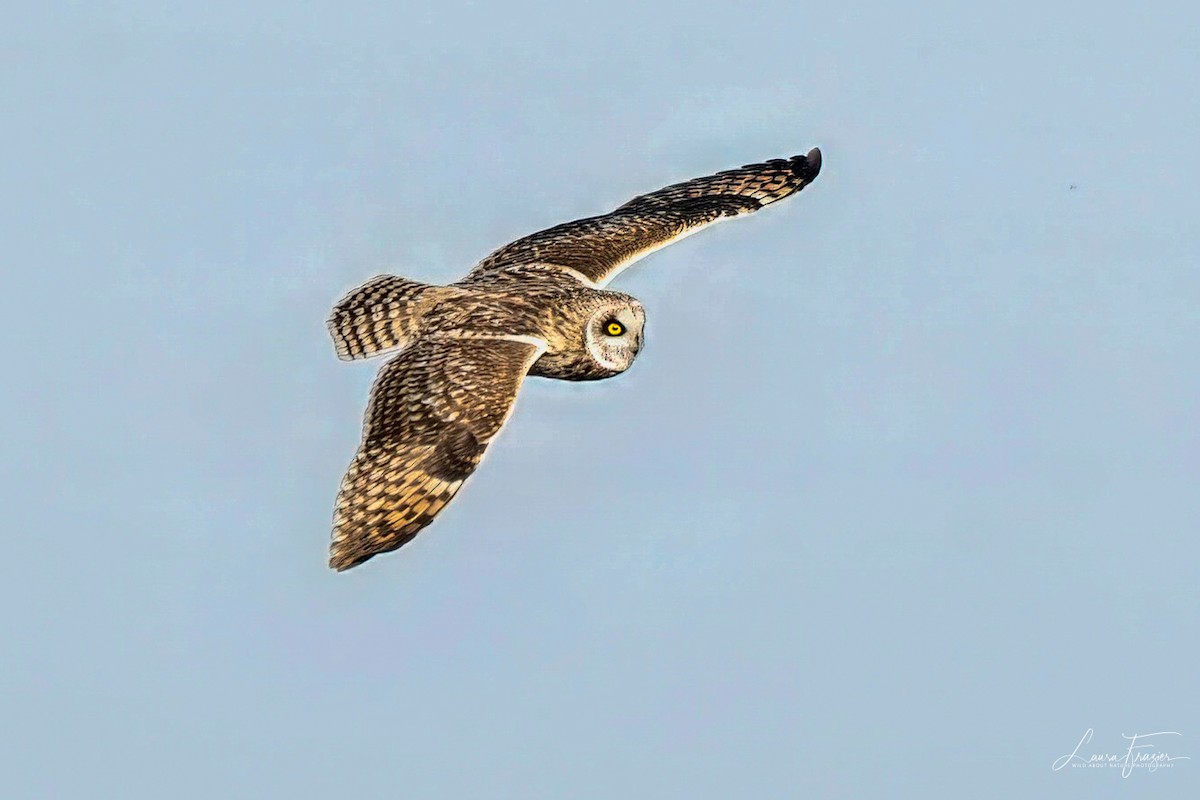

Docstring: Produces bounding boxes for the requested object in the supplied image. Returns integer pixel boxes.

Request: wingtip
[329,557,361,572]
[793,147,822,181]
[328,543,360,572]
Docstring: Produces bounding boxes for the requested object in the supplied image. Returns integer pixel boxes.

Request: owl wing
[467,148,821,287]
[330,335,545,571]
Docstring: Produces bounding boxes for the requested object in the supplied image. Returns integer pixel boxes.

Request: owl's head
[583,296,645,374]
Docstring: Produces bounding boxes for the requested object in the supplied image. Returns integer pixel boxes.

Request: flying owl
[327,148,823,570]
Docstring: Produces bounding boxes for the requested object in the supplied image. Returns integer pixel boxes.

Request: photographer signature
[1053,729,1190,777]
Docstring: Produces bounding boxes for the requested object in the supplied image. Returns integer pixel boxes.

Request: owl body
[332,265,645,380]
[327,149,822,570]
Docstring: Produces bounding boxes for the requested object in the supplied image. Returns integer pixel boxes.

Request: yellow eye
[605,320,625,336]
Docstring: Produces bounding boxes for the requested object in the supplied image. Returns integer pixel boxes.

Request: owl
[327,148,823,570]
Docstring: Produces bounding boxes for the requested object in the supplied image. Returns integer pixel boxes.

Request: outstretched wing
[467,148,821,287]
[330,335,545,571]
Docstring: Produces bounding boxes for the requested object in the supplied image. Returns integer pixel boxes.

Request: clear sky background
[3,2,1198,797]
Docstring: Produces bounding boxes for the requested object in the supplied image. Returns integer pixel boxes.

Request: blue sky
[3,2,1198,797]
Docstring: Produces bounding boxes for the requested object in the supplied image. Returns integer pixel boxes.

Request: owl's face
[583,299,645,373]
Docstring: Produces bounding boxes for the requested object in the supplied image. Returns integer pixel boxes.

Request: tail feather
[327,275,458,360]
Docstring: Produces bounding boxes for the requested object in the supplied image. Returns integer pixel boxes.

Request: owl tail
[327,275,461,360]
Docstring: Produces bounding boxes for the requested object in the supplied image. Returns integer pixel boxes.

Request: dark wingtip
[792,147,822,181]
[329,546,368,572]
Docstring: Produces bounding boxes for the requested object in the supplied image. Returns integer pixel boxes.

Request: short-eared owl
[328,148,822,570]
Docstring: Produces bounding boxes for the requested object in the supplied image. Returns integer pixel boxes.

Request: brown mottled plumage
[328,148,822,570]
[329,337,542,571]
